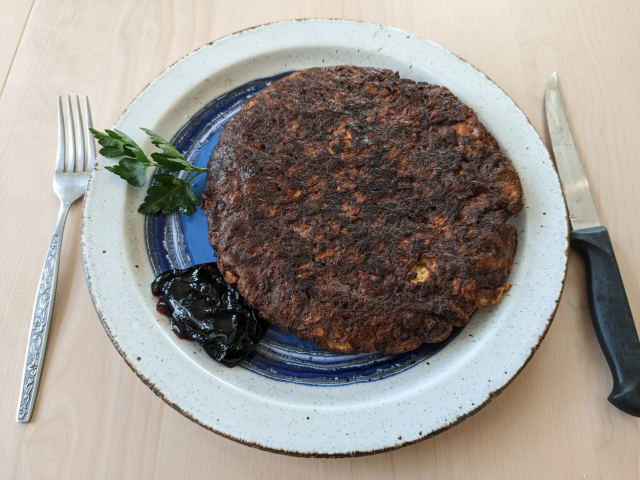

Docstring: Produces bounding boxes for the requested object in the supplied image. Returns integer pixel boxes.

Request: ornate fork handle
[17,203,70,422]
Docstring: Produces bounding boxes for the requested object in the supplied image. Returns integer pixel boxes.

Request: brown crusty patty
[202,65,523,354]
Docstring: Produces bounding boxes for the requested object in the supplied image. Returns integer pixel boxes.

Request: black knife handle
[570,226,640,416]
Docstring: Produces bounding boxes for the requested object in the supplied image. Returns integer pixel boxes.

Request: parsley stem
[148,162,206,174]
[186,170,205,183]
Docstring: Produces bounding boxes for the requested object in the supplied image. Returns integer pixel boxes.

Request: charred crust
[203,66,523,354]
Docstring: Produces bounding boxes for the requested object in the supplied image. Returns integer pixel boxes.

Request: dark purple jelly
[151,263,268,367]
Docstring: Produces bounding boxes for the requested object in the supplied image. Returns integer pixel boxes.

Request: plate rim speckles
[81,19,569,457]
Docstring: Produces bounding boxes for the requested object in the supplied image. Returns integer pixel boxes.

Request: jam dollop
[151,263,268,367]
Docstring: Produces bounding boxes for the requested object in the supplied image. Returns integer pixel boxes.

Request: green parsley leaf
[91,127,151,187]
[108,128,137,146]
[105,158,151,188]
[90,128,127,157]
[140,128,183,158]
[150,152,192,172]
[91,127,205,215]
[123,144,150,166]
[138,173,199,216]
[99,146,128,158]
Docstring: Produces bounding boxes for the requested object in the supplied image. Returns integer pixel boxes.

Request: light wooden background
[1,1,639,478]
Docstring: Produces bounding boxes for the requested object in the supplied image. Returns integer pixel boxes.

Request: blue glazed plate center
[144,72,462,386]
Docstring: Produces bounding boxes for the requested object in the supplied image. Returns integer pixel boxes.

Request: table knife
[545,72,640,416]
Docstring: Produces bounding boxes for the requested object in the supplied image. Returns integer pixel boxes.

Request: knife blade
[545,72,640,417]
[545,73,601,230]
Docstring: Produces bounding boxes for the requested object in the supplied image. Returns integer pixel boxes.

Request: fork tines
[57,96,95,173]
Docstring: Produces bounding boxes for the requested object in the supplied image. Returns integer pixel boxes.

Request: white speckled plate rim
[81,19,569,457]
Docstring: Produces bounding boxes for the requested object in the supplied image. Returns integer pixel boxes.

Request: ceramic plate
[82,19,568,456]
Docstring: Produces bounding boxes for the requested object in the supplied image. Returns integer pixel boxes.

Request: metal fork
[16,96,96,423]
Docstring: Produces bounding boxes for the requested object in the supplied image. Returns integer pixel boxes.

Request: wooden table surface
[1,1,639,478]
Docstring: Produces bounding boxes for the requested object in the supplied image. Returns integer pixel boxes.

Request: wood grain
[0,0,34,94]
[1,0,639,478]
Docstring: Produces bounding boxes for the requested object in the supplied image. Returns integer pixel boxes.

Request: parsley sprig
[89,128,205,215]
